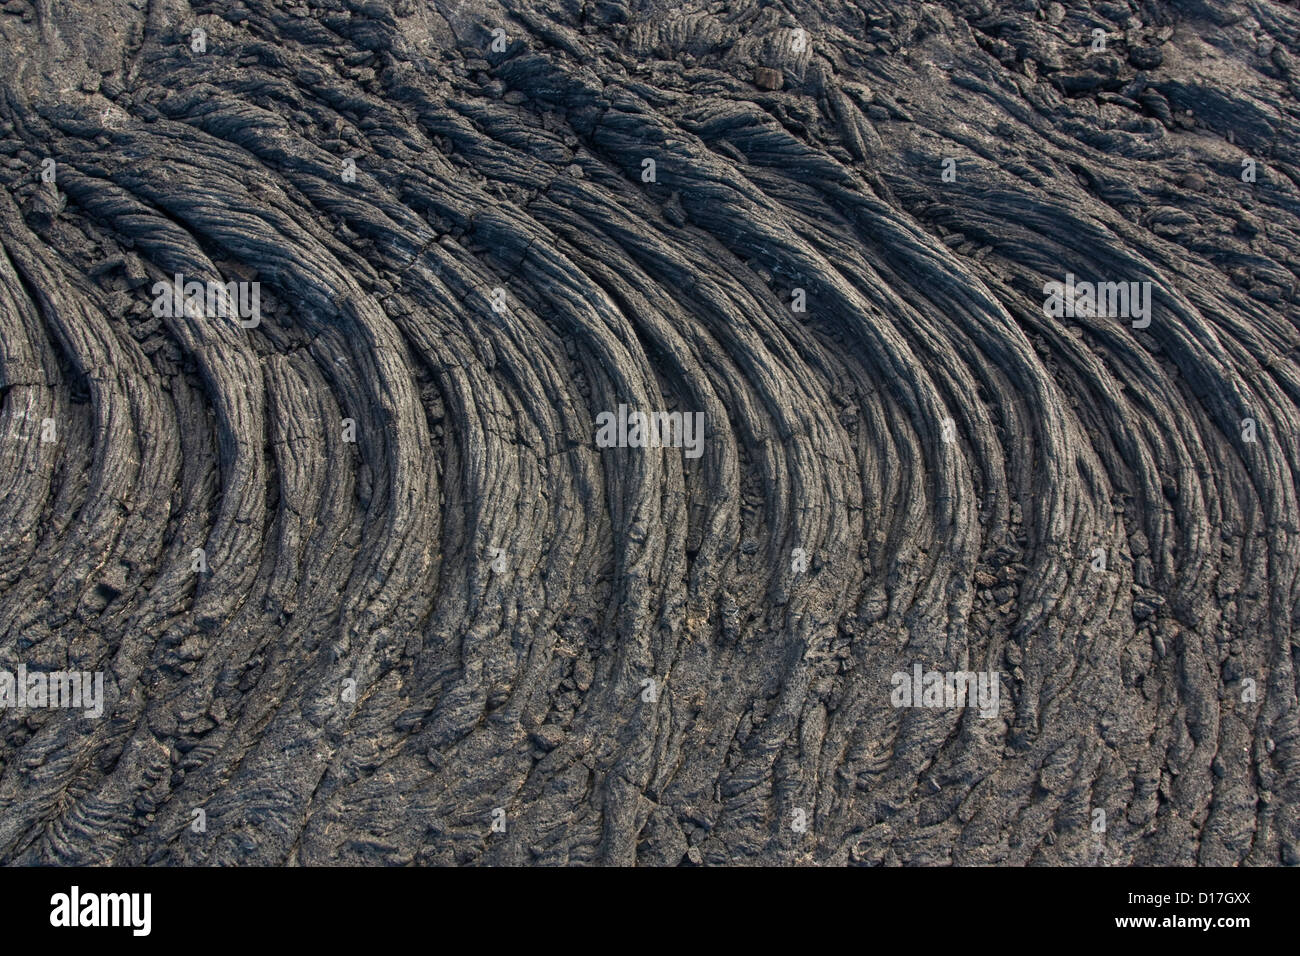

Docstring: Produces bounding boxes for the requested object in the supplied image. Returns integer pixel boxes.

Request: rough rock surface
[0,0,1298,866]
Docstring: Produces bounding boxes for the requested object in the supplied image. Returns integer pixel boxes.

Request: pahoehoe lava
[0,0,1298,866]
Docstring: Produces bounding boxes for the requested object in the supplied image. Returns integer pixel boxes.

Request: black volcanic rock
[0,0,1297,867]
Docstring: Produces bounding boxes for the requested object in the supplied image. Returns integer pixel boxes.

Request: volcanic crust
[1,0,1299,865]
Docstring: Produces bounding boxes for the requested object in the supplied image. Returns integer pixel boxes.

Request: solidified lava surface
[1,0,1298,865]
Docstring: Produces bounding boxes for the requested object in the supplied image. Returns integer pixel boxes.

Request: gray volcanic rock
[0,0,1297,866]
